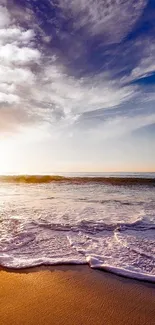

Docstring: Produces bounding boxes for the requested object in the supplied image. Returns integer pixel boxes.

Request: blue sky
[0,0,155,173]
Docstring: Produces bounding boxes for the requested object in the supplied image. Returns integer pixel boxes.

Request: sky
[0,0,155,174]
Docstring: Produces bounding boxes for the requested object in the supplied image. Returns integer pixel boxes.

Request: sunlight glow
[0,140,16,175]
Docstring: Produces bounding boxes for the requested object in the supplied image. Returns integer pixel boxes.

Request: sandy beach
[0,265,155,325]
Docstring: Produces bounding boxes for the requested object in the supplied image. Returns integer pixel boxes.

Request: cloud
[0,28,35,46]
[0,5,10,28]
[0,1,154,173]
[0,106,33,133]
[0,65,35,84]
[102,113,155,138]
[0,1,154,139]
[77,112,155,141]
[131,58,155,81]
[33,65,137,119]
[120,39,155,83]
[0,4,140,134]
[0,92,20,104]
[0,5,41,132]
[0,44,40,65]
[58,0,147,43]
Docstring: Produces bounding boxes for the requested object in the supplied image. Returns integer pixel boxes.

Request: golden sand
[0,265,155,325]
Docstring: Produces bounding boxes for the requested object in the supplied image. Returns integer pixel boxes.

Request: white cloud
[0,4,148,136]
[80,112,155,141]
[0,28,35,45]
[34,65,137,119]
[0,44,40,65]
[0,65,35,84]
[0,5,10,28]
[0,5,40,133]
[121,40,155,83]
[0,5,138,134]
[103,113,155,138]
[58,0,147,43]
[0,92,20,104]
[131,57,155,80]
[0,82,16,93]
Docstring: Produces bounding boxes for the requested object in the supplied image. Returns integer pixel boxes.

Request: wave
[77,198,143,205]
[0,175,155,186]
[0,255,154,283]
[0,217,154,282]
[32,216,155,234]
[87,257,155,283]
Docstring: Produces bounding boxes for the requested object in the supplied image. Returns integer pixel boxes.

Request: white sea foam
[87,257,155,282]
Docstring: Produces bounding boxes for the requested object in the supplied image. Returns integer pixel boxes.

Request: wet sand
[0,265,155,325]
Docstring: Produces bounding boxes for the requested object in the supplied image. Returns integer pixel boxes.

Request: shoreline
[1,262,155,284]
[0,265,155,325]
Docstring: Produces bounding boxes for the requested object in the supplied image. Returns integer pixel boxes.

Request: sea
[0,172,155,282]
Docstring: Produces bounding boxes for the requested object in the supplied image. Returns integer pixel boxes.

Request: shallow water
[0,173,155,281]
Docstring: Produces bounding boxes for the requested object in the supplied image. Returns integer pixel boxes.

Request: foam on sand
[87,256,155,283]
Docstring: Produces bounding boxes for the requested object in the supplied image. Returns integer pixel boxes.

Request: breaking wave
[32,217,155,233]
[0,175,155,186]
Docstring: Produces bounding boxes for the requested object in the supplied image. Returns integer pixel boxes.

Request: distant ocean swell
[0,175,155,186]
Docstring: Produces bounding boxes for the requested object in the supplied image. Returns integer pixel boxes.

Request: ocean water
[0,173,155,282]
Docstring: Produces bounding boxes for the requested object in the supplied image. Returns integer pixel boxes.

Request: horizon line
[0,171,155,176]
